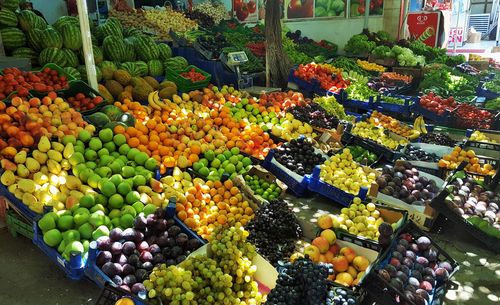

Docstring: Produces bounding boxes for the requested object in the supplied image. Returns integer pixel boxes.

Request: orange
[178,210,187,221]
[128,137,140,148]
[114,125,125,134]
[223,180,233,190]
[217,215,227,225]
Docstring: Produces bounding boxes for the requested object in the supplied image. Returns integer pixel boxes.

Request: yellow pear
[47,159,62,174]
[16,164,30,178]
[80,185,93,193]
[14,151,27,164]
[38,136,51,152]
[7,184,17,193]
[14,188,23,199]
[61,159,71,171]
[172,94,182,104]
[33,172,49,185]
[182,93,190,102]
[32,150,48,164]
[18,179,36,193]
[47,150,63,162]
[51,142,65,153]
[22,193,37,206]
[63,143,74,159]
[69,190,84,200]
[26,157,41,173]
[65,175,81,190]
[0,170,16,186]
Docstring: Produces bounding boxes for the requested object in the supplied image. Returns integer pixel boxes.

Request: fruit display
[0,67,69,98]
[351,121,408,150]
[444,176,500,234]
[381,72,413,84]
[243,174,283,202]
[180,68,206,82]
[269,113,317,141]
[402,145,441,162]
[247,199,303,266]
[419,92,457,115]
[367,76,411,94]
[419,132,456,147]
[192,148,252,181]
[317,197,389,240]
[320,149,378,195]
[294,63,349,92]
[192,2,229,24]
[368,111,420,139]
[266,258,331,304]
[469,130,497,143]
[327,286,358,305]
[344,145,379,166]
[313,96,354,121]
[274,138,327,176]
[256,91,309,113]
[357,59,385,73]
[419,68,478,103]
[375,230,455,305]
[94,208,203,293]
[66,92,105,112]
[376,161,440,206]
[345,82,378,101]
[438,146,496,175]
[143,224,263,304]
[287,103,340,130]
[454,103,495,129]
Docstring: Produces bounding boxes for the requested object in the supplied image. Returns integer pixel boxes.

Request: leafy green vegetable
[372,46,393,59]
[485,98,500,110]
[344,34,376,55]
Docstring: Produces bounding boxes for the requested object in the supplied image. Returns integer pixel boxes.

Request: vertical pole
[398,0,406,40]
[364,0,370,29]
[77,0,98,90]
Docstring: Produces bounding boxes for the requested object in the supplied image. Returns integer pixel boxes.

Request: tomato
[247,0,256,13]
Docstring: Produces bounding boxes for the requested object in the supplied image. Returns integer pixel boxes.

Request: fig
[122,228,136,241]
[390,278,404,291]
[405,250,416,261]
[412,270,423,281]
[390,258,401,268]
[392,251,404,262]
[111,275,123,286]
[396,271,408,283]
[439,261,453,273]
[135,269,148,281]
[416,257,429,268]
[379,222,394,236]
[384,264,398,277]
[415,289,430,302]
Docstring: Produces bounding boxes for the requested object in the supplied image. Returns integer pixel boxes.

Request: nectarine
[331,255,349,272]
[304,245,320,262]
[320,229,337,245]
[353,256,370,272]
[335,272,354,286]
[312,236,330,254]
[317,214,333,229]
[340,246,356,263]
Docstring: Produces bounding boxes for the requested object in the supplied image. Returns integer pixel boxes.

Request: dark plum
[152,253,165,265]
[384,264,398,277]
[416,257,429,267]
[378,223,394,236]
[101,262,119,277]
[435,267,449,281]
[137,241,149,252]
[154,208,165,219]
[403,257,414,268]
[423,267,435,277]
[156,232,169,247]
[439,261,453,273]
[139,251,153,262]
[166,218,176,228]
[134,215,147,230]
[113,263,123,275]
[145,235,157,246]
[390,258,401,268]
[135,269,148,281]
[396,244,406,254]
[111,275,123,286]
[96,236,112,251]
[134,231,144,244]
[398,239,409,249]
[167,225,181,237]
[396,271,408,284]
[131,283,146,295]
[419,281,433,292]
[405,250,416,261]
[119,285,131,292]
[127,254,140,267]
[408,277,420,288]
[412,270,423,281]
[176,233,189,248]
[122,228,136,241]
[122,264,135,276]
[175,255,187,264]
[114,254,128,266]
[123,274,137,286]
[166,259,176,266]
[392,251,404,262]
[110,242,123,256]
[148,244,161,255]
[400,265,411,276]
[186,239,201,251]
[417,236,431,251]
[96,251,112,267]
[415,289,430,302]
[409,243,419,253]
[154,219,167,233]
[165,237,176,247]
[142,261,153,271]
[413,295,426,305]
[378,269,391,281]
[170,246,183,258]
[109,228,123,241]
[122,241,136,256]
[403,291,415,303]
[390,278,404,291]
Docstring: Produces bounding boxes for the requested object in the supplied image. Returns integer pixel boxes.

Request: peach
[320,229,337,245]
[317,214,333,229]
[340,247,356,263]
[353,256,370,272]
[335,272,354,287]
[324,251,334,263]
[304,245,320,262]
[329,243,341,255]
[312,237,330,254]
[347,266,358,279]
[319,254,327,263]
[331,255,349,272]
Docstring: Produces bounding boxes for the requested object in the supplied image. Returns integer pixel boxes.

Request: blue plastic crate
[308,166,369,207]
[477,83,500,100]
[375,94,418,117]
[33,216,87,280]
[413,98,453,126]
[85,199,206,296]
[0,179,39,222]
[341,132,403,162]
[288,69,318,94]
[261,150,310,197]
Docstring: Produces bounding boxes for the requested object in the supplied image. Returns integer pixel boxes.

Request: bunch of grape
[313,96,352,121]
[266,258,333,305]
[326,287,357,305]
[247,200,303,266]
[144,224,263,304]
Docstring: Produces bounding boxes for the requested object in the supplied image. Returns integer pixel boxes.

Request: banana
[419,116,428,134]
[148,91,162,111]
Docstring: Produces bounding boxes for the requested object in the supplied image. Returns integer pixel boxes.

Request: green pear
[16,164,30,178]
[32,150,48,164]
[26,157,41,173]
[38,136,51,152]
[14,151,27,164]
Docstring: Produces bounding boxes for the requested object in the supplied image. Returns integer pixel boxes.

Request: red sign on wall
[407,12,441,47]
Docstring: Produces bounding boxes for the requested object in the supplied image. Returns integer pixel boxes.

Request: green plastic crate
[165,65,211,92]
[6,210,34,239]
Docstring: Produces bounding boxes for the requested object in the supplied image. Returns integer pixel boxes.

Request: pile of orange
[113,99,149,122]
[438,146,496,175]
[176,179,254,240]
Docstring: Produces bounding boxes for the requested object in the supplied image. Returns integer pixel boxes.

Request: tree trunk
[265,0,290,89]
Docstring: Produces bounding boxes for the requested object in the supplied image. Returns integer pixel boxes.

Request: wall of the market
[32,0,68,25]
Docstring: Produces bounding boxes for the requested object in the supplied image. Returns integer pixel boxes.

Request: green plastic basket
[165,65,211,92]
[6,210,34,239]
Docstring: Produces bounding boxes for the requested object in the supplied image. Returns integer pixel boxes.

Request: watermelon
[147,60,163,77]
[135,61,148,77]
[119,62,139,77]
[123,38,136,62]
[164,56,188,72]
[123,27,142,38]
[25,28,43,51]
[40,27,63,49]
[17,9,45,31]
[63,67,81,80]
[102,36,126,62]
[39,48,66,67]
[53,16,79,32]
[97,19,122,41]
[77,65,102,82]
[0,27,26,50]
[61,23,82,50]
[133,35,160,62]
[12,47,38,65]
[0,9,17,27]
[61,48,79,68]
[93,45,104,64]
[158,43,172,60]
[1,0,19,10]
[99,61,117,80]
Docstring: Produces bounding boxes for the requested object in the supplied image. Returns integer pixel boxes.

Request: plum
[166,259,176,266]
[134,215,147,230]
[128,254,140,267]
[148,244,161,255]
[122,263,135,276]
[396,244,406,254]
[423,267,435,277]
[166,218,176,227]
[402,257,414,268]
[152,253,165,265]
[439,261,453,273]
[113,263,123,275]
[122,241,136,256]
[96,236,112,251]
[131,283,146,295]
[167,225,181,237]
[162,247,172,258]
[96,251,112,267]
[400,265,411,276]
[134,231,144,244]
[123,274,137,286]
[119,285,131,292]
[390,278,404,291]
[423,275,435,284]
[135,268,148,281]
[403,291,415,303]
[413,295,426,305]
[417,236,431,251]
[101,262,119,277]
[170,246,183,258]
[109,228,123,241]
[398,239,409,249]
[154,219,167,233]
[435,267,449,281]
[378,269,391,281]
[176,233,189,248]
[415,289,430,301]
[378,223,393,236]
[396,271,408,283]
[122,228,136,242]
[156,232,169,247]
[409,243,419,253]
[419,280,433,292]
[154,208,165,219]
[378,235,391,248]
[392,251,404,262]
[142,261,153,271]
[424,248,438,262]
[175,255,187,264]
[413,263,424,274]
[408,277,420,289]
[114,254,128,266]
[405,250,416,261]
[412,270,423,281]
[111,275,123,286]
[139,251,153,262]
[186,239,201,251]
[399,233,413,242]
[110,242,123,256]
[137,241,149,252]
[384,264,398,277]
[416,257,429,268]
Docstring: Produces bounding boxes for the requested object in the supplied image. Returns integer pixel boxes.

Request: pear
[61,159,71,171]
[59,185,69,194]
[18,179,36,193]
[32,150,48,164]
[51,142,65,153]
[80,185,93,193]
[14,151,27,164]
[47,150,63,162]
[137,185,152,194]
[0,170,16,186]
[69,190,84,200]
[14,188,23,199]
[47,159,62,174]
[33,172,49,185]
[26,157,41,173]
[40,165,49,175]
[1,159,17,171]
[151,192,164,206]
[38,136,51,152]
[22,193,37,207]
[63,143,74,159]
[17,164,30,178]
[66,175,82,190]
[8,184,18,193]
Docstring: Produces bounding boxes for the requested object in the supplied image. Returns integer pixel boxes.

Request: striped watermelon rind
[12,47,38,65]
[120,62,141,77]
[102,36,126,62]
[133,35,160,62]
[2,0,19,10]
[53,16,79,32]
[158,43,172,61]
[39,47,66,67]
[135,61,148,77]
[25,28,43,51]
[147,59,163,77]
[0,9,18,27]
[0,27,26,50]
[61,23,82,50]
[77,65,102,82]
[41,27,63,49]
[63,67,81,80]
[17,9,40,31]
[61,48,79,68]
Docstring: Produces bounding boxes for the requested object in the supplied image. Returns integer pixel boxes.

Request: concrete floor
[0,194,499,305]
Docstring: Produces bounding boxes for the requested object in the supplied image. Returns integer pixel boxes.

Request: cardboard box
[468,32,481,43]
[233,165,287,207]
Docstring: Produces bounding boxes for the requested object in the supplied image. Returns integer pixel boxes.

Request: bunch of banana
[148,91,171,111]
[342,70,369,83]
[413,116,428,135]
